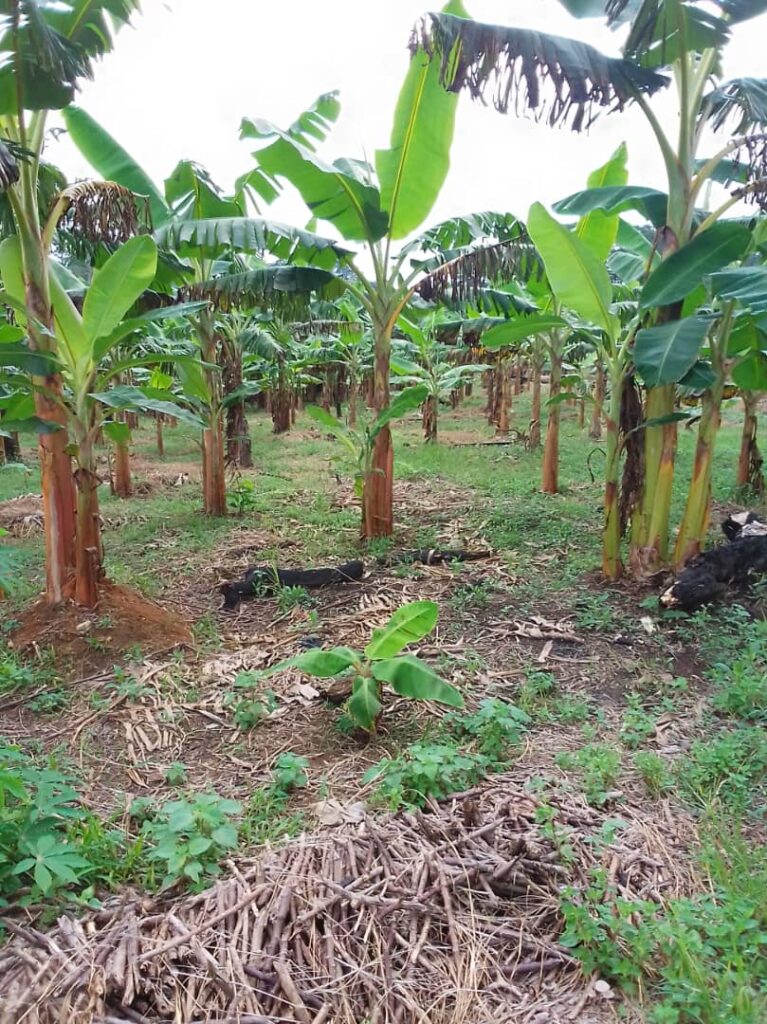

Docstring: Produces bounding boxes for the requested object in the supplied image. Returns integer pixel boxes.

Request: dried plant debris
[0,781,691,1024]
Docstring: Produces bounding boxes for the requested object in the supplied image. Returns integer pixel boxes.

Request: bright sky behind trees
[50,0,767,236]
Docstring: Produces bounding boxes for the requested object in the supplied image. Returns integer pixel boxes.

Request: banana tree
[0,0,141,602]
[737,389,765,496]
[416,0,767,570]
[669,257,767,555]
[241,0,529,537]
[239,318,304,434]
[305,385,429,520]
[330,298,371,428]
[0,234,203,605]
[394,315,489,442]
[62,107,348,515]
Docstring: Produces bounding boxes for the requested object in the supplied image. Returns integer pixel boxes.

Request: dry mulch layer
[0,780,694,1024]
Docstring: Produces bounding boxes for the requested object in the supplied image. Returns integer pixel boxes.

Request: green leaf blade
[372,654,463,708]
[634,316,713,388]
[365,601,438,660]
[375,0,464,239]
[82,236,158,344]
[527,202,616,337]
[640,222,751,310]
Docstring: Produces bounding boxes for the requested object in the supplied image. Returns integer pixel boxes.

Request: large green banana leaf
[633,315,713,387]
[527,203,617,338]
[575,143,629,261]
[554,185,668,228]
[709,266,767,314]
[246,123,388,243]
[155,218,350,270]
[640,221,751,308]
[374,0,466,239]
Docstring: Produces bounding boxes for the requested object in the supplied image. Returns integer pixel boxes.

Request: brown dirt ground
[9,582,192,676]
[0,473,721,1023]
[0,493,43,537]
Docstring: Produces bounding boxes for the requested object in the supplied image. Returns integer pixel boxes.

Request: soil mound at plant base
[10,583,192,671]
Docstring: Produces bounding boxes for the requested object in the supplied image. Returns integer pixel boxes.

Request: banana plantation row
[2,0,767,610]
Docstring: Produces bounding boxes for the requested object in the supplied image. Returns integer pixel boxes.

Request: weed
[276,584,313,612]
[534,802,577,865]
[550,694,592,723]
[711,651,767,723]
[366,742,490,809]
[227,477,259,515]
[0,650,37,695]
[559,868,655,989]
[556,743,622,806]
[634,752,674,798]
[239,752,309,847]
[444,698,529,762]
[515,668,593,724]
[448,579,495,612]
[224,672,277,730]
[620,694,657,749]
[192,613,221,649]
[84,636,109,653]
[223,689,277,731]
[164,762,188,786]
[366,536,393,561]
[143,792,241,889]
[643,822,767,1022]
[0,744,92,901]
[516,669,557,712]
[106,667,148,701]
[26,688,70,714]
[123,643,144,663]
[678,727,767,809]
[572,592,619,632]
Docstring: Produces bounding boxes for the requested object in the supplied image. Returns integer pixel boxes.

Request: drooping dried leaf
[411,13,668,131]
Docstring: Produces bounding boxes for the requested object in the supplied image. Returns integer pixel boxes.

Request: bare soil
[9,582,192,675]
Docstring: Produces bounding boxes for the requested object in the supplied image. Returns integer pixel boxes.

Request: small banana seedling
[305,384,428,501]
[257,600,462,732]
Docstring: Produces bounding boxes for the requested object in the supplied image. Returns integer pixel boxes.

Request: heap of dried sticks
[0,782,689,1024]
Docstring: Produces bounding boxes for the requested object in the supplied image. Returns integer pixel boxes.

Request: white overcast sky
[49,0,767,243]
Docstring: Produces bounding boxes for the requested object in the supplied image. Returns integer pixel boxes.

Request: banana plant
[0,234,202,606]
[62,106,348,516]
[394,315,490,442]
[258,600,462,732]
[668,252,767,559]
[305,385,428,533]
[0,1,141,602]
[241,0,531,538]
[417,0,767,571]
